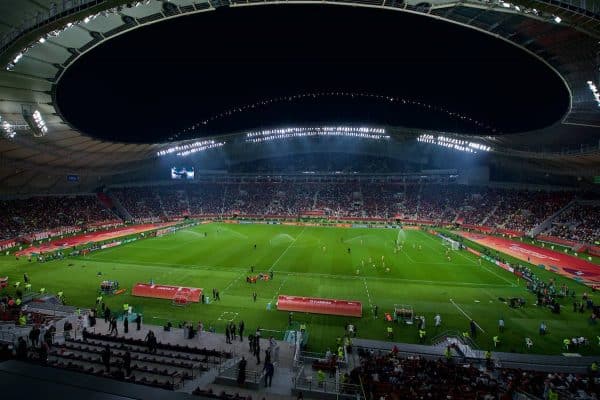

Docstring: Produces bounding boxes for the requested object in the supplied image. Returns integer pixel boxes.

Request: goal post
[441,236,460,250]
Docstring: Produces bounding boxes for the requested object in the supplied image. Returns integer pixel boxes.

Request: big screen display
[171,167,194,180]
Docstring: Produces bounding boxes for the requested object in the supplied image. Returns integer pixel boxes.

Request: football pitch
[1,222,597,355]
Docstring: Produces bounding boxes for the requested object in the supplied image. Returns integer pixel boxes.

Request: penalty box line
[449,298,485,333]
[363,278,375,318]
[418,230,517,288]
[222,272,247,294]
[268,226,307,272]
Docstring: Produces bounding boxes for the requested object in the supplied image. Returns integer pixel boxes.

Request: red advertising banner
[536,235,578,248]
[465,247,482,257]
[86,220,123,229]
[277,295,362,317]
[301,210,325,216]
[132,283,202,303]
[334,217,388,222]
[0,239,16,251]
[496,228,525,237]
[589,246,600,257]
[461,224,494,233]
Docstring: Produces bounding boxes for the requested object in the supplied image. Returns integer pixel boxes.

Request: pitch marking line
[222,272,246,294]
[275,270,512,288]
[418,230,517,287]
[399,245,418,263]
[85,258,248,273]
[268,227,307,272]
[270,274,290,304]
[449,298,485,333]
[217,311,239,322]
[83,257,512,288]
[479,264,518,287]
[363,278,375,318]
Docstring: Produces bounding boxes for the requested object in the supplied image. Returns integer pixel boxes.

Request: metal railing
[0,324,29,344]
[293,374,363,398]
[217,359,266,385]
[293,363,363,399]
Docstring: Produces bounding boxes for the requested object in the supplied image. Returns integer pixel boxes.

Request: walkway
[352,338,597,374]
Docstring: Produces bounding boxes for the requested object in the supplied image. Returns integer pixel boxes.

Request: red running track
[16,222,178,257]
[458,231,600,286]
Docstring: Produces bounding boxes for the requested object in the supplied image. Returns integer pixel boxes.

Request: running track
[16,222,178,256]
[458,231,600,286]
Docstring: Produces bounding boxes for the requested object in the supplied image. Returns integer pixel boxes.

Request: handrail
[293,363,363,398]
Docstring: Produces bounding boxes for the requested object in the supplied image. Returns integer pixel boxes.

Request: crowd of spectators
[109,181,595,233]
[110,187,163,222]
[353,348,600,400]
[2,181,598,245]
[0,195,114,240]
[355,348,504,399]
[544,204,600,245]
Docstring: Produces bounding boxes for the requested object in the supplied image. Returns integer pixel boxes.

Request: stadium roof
[0,0,599,192]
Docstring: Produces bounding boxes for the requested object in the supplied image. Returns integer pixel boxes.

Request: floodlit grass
[1,223,598,355]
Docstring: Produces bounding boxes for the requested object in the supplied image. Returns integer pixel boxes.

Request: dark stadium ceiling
[54,5,568,143]
[0,0,599,192]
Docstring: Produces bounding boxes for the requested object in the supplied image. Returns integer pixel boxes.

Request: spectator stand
[50,341,189,389]
[0,360,199,400]
[351,337,598,374]
[63,330,234,391]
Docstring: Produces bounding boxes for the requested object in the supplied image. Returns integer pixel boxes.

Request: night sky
[56,4,569,144]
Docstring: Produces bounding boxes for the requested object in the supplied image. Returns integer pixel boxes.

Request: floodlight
[22,108,48,137]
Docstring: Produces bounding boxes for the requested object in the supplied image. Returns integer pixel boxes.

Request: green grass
[1,222,598,355]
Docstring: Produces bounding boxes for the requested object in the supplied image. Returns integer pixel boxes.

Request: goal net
[441,236,460,250]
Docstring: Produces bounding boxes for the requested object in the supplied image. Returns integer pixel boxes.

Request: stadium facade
[0,0,599,195]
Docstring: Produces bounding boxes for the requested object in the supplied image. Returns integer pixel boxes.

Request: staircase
[431,330,481,359]
[530,199,576,237]
[415,184,424,219]
[156,191,167,218]
[97,191,132,221]
[312,189,319,209]
[220,185,229,215]
[481,203,499,226]
[182,190,191,216]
